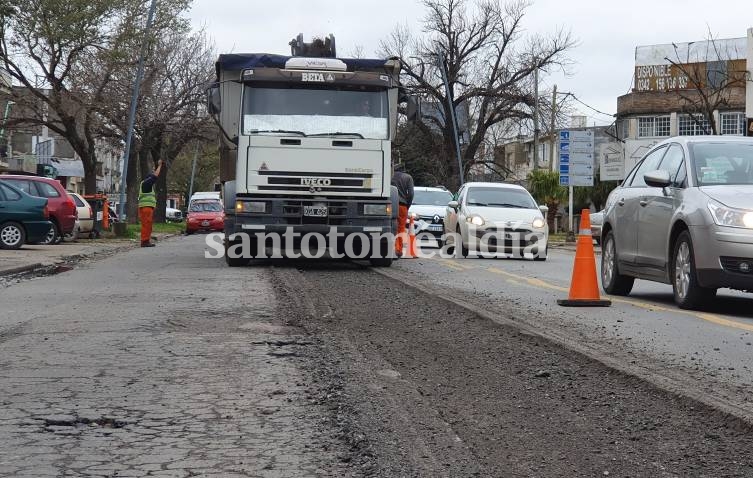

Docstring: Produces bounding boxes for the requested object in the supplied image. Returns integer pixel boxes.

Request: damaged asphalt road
[272,261,753,478]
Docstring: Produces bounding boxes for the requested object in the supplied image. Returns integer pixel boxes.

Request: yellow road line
[486,266,753,333]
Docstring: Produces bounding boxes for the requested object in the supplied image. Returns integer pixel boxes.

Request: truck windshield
[242,85,389,139]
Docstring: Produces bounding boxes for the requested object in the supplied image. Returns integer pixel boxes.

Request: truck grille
[258,171,373,194]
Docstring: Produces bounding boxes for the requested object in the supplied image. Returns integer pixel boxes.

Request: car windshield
[242,85,389,139]
[190,201,222,212]
[691,143,753,186]
[413,190,452,206]
[466,187,537,209]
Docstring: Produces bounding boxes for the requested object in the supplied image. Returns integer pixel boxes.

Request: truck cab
[209,36,410,266]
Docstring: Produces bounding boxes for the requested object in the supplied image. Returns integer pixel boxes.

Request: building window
[720,112,745,136]
[637,116,670,138]
[678,114,711,136]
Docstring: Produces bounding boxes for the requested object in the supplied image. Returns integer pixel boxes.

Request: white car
[408,186,453,239]
[444,182,549,260]
[166,207,183,222]
[64,192,94,240]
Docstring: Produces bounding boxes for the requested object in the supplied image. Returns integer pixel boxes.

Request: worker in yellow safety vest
[138,160,164,247]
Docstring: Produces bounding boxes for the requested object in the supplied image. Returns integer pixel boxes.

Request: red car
[185,199,224,234]
[0,174,77,244]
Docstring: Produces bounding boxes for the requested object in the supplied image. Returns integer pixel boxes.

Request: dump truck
[208,34,415,266]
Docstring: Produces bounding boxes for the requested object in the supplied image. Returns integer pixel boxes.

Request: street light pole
[188,141,199,200]
[532,63,540,171]
[116,0,158,227]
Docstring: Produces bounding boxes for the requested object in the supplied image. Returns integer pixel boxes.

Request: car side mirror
[448,200,459,210]
[539,205,549,214]
[644,170,671,188]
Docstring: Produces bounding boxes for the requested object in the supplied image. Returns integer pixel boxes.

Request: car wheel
[40,222,61,245]
[185,229,193,235]
[225,237,251,267]
[601,230,634,296]
[0,222,25,250]
[672,231,716,310]
[534,246,548,261]
[63,226,79,242]
[456,227,469,258]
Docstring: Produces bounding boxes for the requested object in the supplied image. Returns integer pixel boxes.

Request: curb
[372,267,753,428]
[0,262,45,277]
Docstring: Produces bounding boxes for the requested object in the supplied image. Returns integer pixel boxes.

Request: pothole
[40,414,127,431]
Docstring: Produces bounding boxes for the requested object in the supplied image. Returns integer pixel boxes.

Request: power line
[569,94,615,118]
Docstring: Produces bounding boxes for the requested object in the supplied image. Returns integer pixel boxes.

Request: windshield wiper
[250,129,306,136]
[308,132,365,139]
[487,203,526,208]
[467,201,488,206]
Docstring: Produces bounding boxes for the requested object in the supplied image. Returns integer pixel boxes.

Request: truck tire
[225,236,251,267]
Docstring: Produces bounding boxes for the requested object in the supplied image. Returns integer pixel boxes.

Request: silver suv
[601,136,753,309]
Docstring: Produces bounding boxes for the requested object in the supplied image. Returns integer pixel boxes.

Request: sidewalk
[0,234,176,276]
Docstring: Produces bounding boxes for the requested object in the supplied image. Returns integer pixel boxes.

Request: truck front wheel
[225,237,252,267]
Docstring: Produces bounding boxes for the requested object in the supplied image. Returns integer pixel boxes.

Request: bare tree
[664,30,747,135]
[380,0,575,190]
[97,27,215,222]
[0,0,190,193]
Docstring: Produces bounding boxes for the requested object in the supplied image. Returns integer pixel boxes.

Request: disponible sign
[634,64,690,92]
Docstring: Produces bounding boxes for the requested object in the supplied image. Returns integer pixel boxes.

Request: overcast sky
[188,0,752,126]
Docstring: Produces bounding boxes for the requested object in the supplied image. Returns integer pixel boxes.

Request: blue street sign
[559,165,569,175]
[559,131,569,141]
[559,153,569,164]
[559,175,570,186]
[559,141,570,153]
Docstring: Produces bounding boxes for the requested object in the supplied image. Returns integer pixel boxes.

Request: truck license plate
[303,205,328,217]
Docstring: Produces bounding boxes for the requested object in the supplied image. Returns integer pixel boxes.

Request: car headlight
[466,215,485,226]
[364,204,389,215]
[532,217,545,229]
[708,201,753,228]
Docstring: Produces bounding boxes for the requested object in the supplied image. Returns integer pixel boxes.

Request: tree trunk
[546,200,559,231]
[84,158,98,195]
[154,164,167,223]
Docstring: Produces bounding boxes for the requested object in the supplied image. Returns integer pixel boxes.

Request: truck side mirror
[207,83,221,115]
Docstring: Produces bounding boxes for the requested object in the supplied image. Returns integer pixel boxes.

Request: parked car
[0,174,77,244]
[444,182,549,260]
[67,192,94,238]
[408,186,453,240]
[166,207,183,222]
[591,210,604,246]
[185,199,224,234]
[0,180,52,249]
[601,136,753,309]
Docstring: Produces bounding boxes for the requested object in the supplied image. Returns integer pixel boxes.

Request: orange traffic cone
[405,216,418,259]
[557,209,611,307]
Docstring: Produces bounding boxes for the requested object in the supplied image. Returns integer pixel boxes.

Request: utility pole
[438,54,464,188]
[188,141,199,201]
[532,63,539,170]
[549,84,557,172]
[115,0,158,232]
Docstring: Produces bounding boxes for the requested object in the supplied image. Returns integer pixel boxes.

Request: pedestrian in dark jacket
[391,164,414,257]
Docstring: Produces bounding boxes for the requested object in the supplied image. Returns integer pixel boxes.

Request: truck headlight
[467,215,485,226]
[236,201,266,213]
[364,204,389,215]
[708,201,753,228]
[532,217,545,229]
